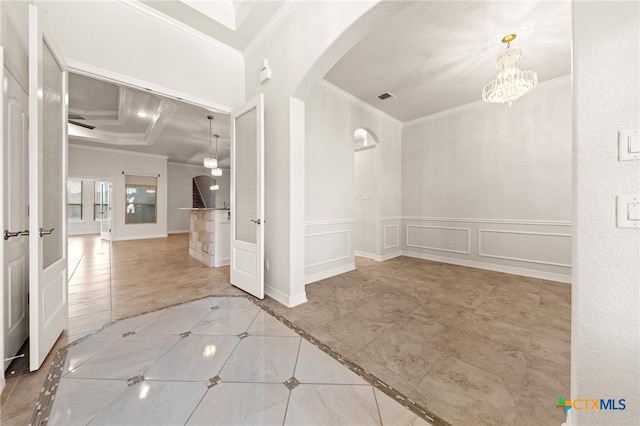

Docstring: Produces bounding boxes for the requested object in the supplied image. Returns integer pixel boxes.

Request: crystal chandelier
[482,34,537,106]
[203,115,217,168]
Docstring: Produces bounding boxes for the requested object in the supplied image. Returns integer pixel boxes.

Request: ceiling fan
[68,113,95,130]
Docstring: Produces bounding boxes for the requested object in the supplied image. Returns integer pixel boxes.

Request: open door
[230,94,264,299]
[99,181,111,241]
[28,5,68,371]
[2,49,31,372]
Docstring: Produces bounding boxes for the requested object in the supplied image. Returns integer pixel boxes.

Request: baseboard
[168,230,189,234]
[354,250,378,260]
[214,257,230,267]
[265,284,308,307]
[305,262,355,285]
[380,251,403,261]
[354,251,402,262]
[402,250,571,283]
[111,233,169,241]
[68,231,100,236]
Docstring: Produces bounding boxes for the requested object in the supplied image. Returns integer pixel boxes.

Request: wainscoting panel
[383,224,400,249]
[478,229,572,267]
[401,217,572,282]
[305,220,355,285]
[405,225,470,254]
[305,229,351,268]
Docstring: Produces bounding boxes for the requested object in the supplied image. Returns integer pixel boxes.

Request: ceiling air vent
[377,92,396,101]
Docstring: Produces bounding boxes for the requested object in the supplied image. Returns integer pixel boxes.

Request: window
[94,181,110,221]
[125,175,157,224]
[67,180,83,221]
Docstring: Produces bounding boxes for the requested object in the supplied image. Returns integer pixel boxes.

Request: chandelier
[482,34,537,106]
[203,115,217,168]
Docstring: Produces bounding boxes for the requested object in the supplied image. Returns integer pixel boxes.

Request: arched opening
[192,175,219,209]
[353,127,379,152]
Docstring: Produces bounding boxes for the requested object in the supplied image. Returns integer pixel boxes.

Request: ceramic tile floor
[41,296,431,425]
[262,257,572,426]
[2,234,571,426]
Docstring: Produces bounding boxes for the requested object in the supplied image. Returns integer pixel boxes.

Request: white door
[2,51,30,371]
[28,5,68,371]
[230,94,264,299]
[99,181,111,241]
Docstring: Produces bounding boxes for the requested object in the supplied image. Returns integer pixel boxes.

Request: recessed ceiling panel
[69,73,119,114]
[68,73,231,167]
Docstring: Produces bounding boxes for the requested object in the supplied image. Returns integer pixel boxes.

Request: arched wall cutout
[354,127,380,151]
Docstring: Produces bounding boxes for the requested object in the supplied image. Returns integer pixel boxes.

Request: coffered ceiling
[68,73,231,167]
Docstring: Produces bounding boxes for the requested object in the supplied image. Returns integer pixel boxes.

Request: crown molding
[117,0,243,59]
[403,74,572,128]
[69,143,169,160]
[243,1,300,59]
[66,59,233,114]
[318,80,403,126]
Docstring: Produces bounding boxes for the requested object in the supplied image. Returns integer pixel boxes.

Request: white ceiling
[68,1,572,164]
[325,1,572,121]
[139,0,284,51]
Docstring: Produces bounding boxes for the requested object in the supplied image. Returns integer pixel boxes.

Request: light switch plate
[618,129,640,161]
[616,195,640,228]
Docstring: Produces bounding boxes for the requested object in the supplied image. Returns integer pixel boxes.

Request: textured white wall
[244,1,408,305]
[402,78,572,221]
[304,82,401,280]
[354,146,378,255]
[68,145,168,241]
[571,2,640,425]
[401,78,572,279]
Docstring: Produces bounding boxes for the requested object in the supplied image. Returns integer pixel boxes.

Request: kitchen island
[180,208,230,267]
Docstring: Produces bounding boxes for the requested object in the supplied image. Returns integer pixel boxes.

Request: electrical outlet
[265,259,270,271]
[327,249,333,258]
[448,241,454,249]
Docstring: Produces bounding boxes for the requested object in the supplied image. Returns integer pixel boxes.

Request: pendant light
[203,115,217,168]
[211,132,223,176]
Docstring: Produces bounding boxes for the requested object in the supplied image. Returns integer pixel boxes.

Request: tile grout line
[250,297,451,426]
[30,294,451,426]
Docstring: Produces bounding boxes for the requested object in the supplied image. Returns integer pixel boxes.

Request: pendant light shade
[204,157,217,168]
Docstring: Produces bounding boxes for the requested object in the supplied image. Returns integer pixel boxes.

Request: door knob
[250,219,261,225]
[39,227,55,237]
[4,230,20,240]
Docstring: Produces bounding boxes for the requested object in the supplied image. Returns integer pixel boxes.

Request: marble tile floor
[262,257,572,426]
[32,296,433,425]
[2,234,245,426]
[2,234,571,426]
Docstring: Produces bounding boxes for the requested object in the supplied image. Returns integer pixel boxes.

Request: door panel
[28,5,68,371]
[3,54,30,371]
[230,94,264,299]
